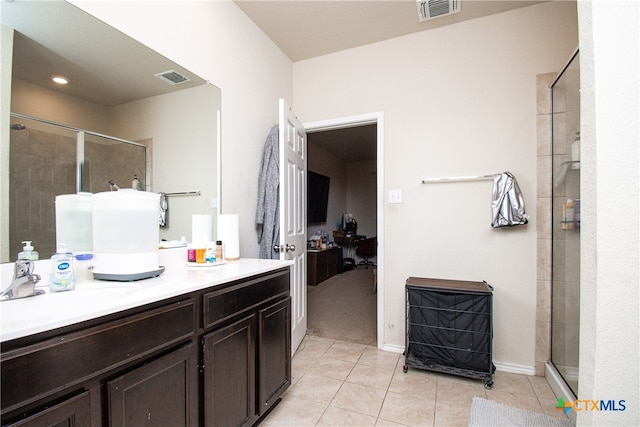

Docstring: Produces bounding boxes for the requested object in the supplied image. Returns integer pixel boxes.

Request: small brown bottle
[215,240,223,261]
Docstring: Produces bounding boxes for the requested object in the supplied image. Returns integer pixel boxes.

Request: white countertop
[0,257,292,343]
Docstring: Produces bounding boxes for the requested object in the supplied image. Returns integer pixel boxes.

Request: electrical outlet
[210,197,218,209]
[389,190,403,204]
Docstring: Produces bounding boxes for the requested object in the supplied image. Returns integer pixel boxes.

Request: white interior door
[278,99,307,355]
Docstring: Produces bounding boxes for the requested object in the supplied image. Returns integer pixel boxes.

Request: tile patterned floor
[262,335,566,426]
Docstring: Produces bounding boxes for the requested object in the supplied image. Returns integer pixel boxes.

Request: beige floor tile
[262,395,327,426]
[378,391,435,427]
[331,382,387,417]
[347,363,394,390]
[436,374,487,404]
[289,336,566,426]
[375,419,409,427]
[297,335,335,354]
[488,371,535,396]
[325,340,367,363]
[359,346,401,370]
[528,374,559,401]
[308,356,357,381]
[287,373,344,404]
[316,406,377,426]
[434,401,470,427]
[388,368,437,401]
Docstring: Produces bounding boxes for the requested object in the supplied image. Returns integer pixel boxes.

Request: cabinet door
[107,344,198,427]
[5,391,91,427]
[203,314,257,427]
[258,297,291,414]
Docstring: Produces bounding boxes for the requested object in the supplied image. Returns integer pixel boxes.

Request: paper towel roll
[192,214,213,247]
[218,214,240,260]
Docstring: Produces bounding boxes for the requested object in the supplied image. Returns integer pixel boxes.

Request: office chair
[356,237,377,269]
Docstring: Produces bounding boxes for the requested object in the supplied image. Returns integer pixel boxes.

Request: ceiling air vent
[154,70,191,85]
[417,0,461,22]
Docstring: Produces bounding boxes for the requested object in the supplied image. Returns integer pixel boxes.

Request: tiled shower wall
[9,127,146,260]
[536,72,555,376]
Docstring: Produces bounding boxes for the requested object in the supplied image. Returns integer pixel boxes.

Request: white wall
[72,0,293,259]
[293,1,578,369]
[577,1,639,425]
[11,79,110,132]
[346,160,377,239]
[109,85,221,242]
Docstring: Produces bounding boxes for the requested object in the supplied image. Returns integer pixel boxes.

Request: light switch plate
[210,197,218,209]
[389,189,403,204]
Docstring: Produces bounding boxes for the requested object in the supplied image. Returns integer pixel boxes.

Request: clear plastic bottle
[205,241,216,263]
[74,253,94,284]
[50,244,75,292]
[18,241,39,261]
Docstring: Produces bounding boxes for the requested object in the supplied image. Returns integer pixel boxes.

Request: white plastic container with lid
[74,253,94,284]
[55,193,93,254]
[91,190,161,279]
[18,241,39,261]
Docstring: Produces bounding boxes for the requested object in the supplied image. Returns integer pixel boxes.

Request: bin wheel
[484,380,493,390]
[403,365,408,373]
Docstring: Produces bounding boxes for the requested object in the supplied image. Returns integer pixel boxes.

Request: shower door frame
[547,47,581,402]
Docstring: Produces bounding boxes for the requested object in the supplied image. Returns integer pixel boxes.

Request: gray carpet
[307,267,377,346]
[468,397,574,427]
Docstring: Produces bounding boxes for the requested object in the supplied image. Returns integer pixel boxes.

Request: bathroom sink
[0,283,144,333]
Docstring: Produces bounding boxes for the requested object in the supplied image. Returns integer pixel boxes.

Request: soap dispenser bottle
[132,174,141,190]
[18,241,39,261]
[50,244,75,292]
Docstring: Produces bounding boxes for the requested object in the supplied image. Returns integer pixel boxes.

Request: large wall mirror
[1,0,221,262]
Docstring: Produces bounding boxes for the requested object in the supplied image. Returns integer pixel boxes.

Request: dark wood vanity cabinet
[1,267,291,427]
[202,270,291,427]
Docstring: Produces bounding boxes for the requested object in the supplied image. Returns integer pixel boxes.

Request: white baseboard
[381,343,404,354]
[493,361,537,376]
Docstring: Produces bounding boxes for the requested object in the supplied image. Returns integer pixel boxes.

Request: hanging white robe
[255,125,280,259]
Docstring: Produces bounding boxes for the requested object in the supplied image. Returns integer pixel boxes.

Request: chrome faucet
[1,260,44,301]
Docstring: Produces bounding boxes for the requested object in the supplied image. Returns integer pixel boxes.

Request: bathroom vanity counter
[1,257,293,426]
[1,258,292,342]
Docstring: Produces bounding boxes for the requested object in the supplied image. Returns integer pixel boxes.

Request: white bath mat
[468,397,573,427]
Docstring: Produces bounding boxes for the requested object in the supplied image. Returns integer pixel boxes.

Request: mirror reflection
[1,0,221,262]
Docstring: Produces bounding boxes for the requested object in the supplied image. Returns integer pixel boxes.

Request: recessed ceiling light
[52,76,69,85]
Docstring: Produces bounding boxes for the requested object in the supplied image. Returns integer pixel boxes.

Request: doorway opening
[304,112,384,348]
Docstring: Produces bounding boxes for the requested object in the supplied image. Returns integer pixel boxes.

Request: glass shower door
[551,50,580,395]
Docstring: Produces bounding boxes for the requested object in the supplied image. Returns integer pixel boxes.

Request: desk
[334,234,365,260]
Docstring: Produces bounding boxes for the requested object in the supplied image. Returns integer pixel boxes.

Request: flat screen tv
[307,171,330,224]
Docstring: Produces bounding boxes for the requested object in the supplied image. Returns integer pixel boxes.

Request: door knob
[273,244,296,253]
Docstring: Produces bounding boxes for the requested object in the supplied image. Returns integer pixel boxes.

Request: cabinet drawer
[202,270,289,330]
[1,300,195,413]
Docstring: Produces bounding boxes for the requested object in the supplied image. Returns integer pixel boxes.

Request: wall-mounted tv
[308,171,330,224]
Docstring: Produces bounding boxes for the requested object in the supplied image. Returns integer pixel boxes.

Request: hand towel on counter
[491,172,529,228]
[218,214,240,260]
